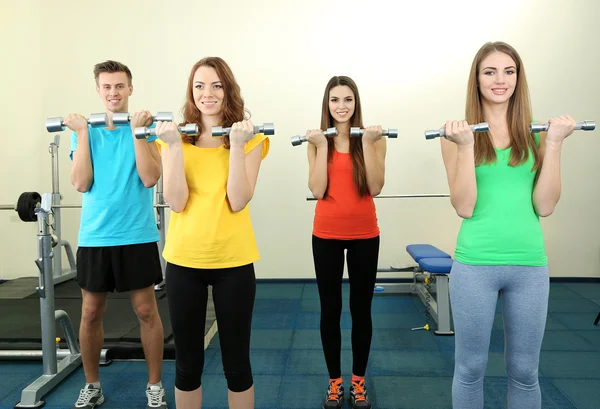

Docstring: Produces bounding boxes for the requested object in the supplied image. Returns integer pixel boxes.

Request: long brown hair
[321,76,369,196]
[466,41,540,170]
[181,57,248,148]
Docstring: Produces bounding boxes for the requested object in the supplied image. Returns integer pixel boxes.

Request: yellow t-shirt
[157,134,270,269]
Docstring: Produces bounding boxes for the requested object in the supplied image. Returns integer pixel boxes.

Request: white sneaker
[72,384,104,408]
[146,384,168,409]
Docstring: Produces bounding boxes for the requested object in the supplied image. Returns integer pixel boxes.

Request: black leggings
[312,235,380,378]
[165,262,256,392]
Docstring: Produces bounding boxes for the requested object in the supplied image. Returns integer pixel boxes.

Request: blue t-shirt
[70,124,160,247]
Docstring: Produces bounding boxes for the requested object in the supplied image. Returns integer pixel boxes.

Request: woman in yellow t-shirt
[154,56,269,409]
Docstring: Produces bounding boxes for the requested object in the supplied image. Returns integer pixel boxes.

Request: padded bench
[406,244,454,335]
[406,244,453,275]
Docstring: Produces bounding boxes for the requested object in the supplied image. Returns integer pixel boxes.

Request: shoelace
[327,381,342,401]
[352,381,367,401]
[76,388,98,406]
[146,388,165,408]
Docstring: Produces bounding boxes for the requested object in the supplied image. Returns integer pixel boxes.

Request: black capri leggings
[165,262,256,392]
[312,235,380,379]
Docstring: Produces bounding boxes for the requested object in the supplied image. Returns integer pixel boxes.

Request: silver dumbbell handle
[424,122,489,140]
[530,120,595,133]
[212,122,275,137]
[291,127,338,146]
[291,135,307,146]
[45,113,107,133]
[112,112,173,125]
[350,127,398,138]
[134,124,199,139]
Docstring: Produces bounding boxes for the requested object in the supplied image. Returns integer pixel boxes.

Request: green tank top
[454,133,548,266]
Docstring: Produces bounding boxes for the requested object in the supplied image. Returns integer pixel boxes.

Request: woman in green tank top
[439,41,576,409]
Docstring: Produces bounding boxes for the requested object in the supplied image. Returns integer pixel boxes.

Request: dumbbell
[350,127,398,138]
[45,113,108,133]
[212,123,275,137]
[134,124,199,139]
[424,122,489,140]
[112,112,173,125]
[291,128,338,146]
[530,120,595,133]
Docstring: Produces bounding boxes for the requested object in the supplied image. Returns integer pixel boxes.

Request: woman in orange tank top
[305,76,387,409]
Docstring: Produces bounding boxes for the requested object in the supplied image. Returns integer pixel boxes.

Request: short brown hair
[93,60,132,85]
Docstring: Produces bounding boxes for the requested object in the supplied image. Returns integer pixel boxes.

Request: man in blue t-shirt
[63,60,167,409]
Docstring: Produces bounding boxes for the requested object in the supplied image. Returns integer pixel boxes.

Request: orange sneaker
[350,378,371,409]
[323,378,344,409]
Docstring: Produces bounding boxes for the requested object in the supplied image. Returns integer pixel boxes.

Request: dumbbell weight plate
[88,113,108,128]
[261,123,275,136]
[16,192,41,222]
[45,117,64,133]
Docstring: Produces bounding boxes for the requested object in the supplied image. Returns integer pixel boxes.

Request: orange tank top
[313,150,380,240]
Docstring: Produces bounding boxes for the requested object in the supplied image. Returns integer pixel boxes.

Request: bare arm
[532,115,576,217]
[155,122,189,213]
[130,111,161,187]
[133,138,161,188]
[161,143,189,213]
[66,114,94,193]
[532,134,563,217]
[440,137,477,219]
[306,130,329,199]
[362,137,386,196]
[227,141,264,212]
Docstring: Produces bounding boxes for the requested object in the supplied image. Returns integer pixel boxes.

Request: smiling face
[192,65,225,119]
[478,51,517,106]
[328,85,355,125]
[96,72,132,113]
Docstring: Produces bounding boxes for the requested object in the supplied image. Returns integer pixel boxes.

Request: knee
[175,368,203,391]
[349,301,372,320]
[320,300,342,318]
[455,357,487,384]
[506,359,539,386]
[225,369,253,393]
[81,303,105,326]
[222,351,253,392]
[134,302,158,324]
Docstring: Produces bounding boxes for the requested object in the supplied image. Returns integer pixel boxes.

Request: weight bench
[375,244,454,336]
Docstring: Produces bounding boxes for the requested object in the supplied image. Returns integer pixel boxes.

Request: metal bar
[39,211,57,376]
[50,136,65,283]
[306,194,450,201]
[61,241,77,277]
[433,275,454,335]
[0,349,108,365]
[155,175,167,290]
[56,310,80,355]
[1,203,171,210]
[15,352,81,408]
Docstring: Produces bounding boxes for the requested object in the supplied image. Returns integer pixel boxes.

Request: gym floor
[1,281,599,409]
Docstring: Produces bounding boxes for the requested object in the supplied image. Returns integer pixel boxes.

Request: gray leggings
[449,260,549,409]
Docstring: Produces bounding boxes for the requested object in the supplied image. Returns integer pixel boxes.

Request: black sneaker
[146,384,168,409]
[323,378,344,409]
[72,384,104,408]
[350,379,371,409]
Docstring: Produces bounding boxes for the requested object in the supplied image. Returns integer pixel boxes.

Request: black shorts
[76,242,163,293]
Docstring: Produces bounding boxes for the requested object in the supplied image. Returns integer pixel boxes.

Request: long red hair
[180,57,248,148]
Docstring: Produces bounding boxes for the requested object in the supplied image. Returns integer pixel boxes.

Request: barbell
[0,192,170,222]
